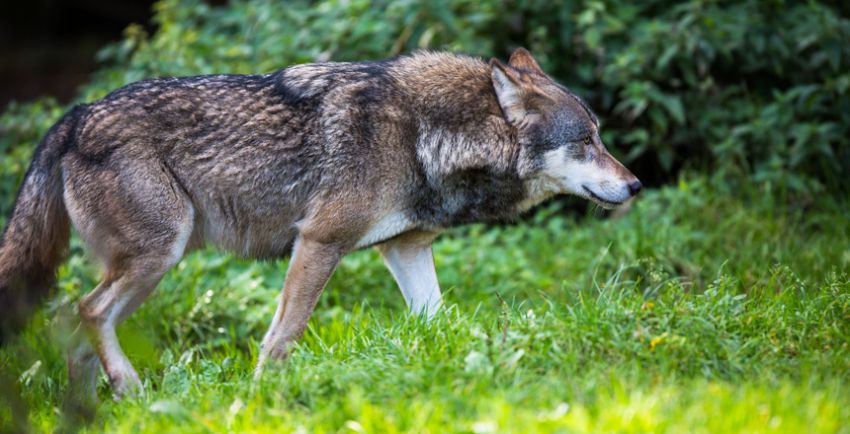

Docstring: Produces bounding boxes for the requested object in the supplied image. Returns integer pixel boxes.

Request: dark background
[0,0,157,106]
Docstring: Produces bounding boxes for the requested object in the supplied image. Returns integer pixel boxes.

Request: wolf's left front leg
[377,231,442,319]
[256,237,342,377]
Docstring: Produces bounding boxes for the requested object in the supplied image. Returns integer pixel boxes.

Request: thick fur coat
[0,49,639,397]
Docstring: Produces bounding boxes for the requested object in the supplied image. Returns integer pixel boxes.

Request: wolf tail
[0,105,84,343]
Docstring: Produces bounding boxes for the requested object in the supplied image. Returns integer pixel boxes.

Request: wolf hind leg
[67,327,100,403]
[376,231,442,319]
[63,327,101,425]
[78,240,188,397]
[64,156,194,398]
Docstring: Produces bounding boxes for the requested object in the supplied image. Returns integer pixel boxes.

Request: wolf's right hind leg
[67,327,100,403]
[65,328,101,425]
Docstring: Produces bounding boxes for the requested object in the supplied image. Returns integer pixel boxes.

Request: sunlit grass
[2,178,849,433]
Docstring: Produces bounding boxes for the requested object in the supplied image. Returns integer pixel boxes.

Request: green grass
[1,177,849,433]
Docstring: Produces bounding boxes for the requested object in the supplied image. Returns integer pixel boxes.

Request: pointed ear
[508,47,543,74]
[490,58,527,124]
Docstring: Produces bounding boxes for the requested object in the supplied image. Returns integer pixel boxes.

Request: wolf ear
[490,59,527,125]
[508,47,543,74]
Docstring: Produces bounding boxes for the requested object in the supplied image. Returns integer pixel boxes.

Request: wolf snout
[627,180,642,197]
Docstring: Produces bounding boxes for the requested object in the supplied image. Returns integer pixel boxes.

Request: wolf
[0,48,640,397]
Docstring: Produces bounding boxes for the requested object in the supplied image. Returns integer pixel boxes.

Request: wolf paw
[108,369,143,400]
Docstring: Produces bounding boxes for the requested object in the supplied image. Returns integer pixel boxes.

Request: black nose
[627,180,642,196]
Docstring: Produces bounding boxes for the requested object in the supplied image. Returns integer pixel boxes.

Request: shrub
[2,0,848,217]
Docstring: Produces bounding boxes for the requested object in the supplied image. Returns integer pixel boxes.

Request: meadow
[2,0,849,432]
[2,178,848,433]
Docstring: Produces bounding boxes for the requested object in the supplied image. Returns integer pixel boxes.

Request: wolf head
[491,48,641,209]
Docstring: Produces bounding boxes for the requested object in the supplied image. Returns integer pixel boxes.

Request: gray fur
[0,49,639,396]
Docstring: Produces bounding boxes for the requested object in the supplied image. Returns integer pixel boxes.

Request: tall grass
[1,177,848,432]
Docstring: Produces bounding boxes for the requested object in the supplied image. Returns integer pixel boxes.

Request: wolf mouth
[582,185,623,208]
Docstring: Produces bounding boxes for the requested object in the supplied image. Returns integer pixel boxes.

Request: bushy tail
[0,106,83,343]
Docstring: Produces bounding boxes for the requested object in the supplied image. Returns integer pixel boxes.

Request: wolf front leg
[377,231,442,319]
[255,237,342,378]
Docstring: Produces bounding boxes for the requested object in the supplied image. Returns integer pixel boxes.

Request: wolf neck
[393,52,521,173]
[391,52,532,226]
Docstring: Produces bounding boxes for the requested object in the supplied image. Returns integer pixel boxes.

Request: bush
[2,0,849,215]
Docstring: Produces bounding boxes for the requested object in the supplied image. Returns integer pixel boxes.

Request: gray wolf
[0,48,640,397]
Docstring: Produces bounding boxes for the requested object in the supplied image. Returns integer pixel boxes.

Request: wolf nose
[627,180,642,196]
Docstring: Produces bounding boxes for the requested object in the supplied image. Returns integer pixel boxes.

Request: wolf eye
[583,136,593,145]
